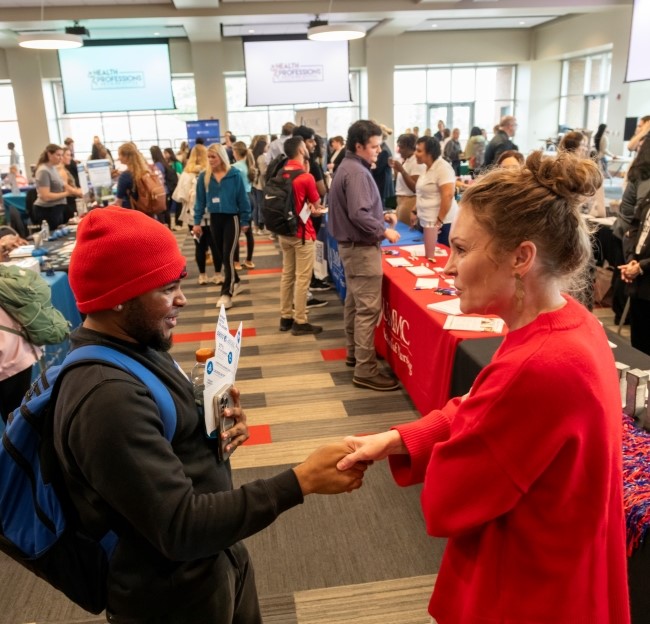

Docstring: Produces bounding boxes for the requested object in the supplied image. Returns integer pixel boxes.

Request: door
[428,103,474,140]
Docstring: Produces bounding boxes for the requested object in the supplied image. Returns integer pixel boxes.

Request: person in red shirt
[278,137,326,335]
[338,151,630,624]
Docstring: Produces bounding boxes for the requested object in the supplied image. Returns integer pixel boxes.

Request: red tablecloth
[375,245,506,415]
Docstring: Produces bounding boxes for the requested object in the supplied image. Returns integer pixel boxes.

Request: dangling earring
[514,273,525,311]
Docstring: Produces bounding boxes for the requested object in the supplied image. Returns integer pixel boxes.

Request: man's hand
[293,442,370,495]
[192,225,202,238]
[384,212,398,226]
[384,228,401,244]
[221,386,250,455]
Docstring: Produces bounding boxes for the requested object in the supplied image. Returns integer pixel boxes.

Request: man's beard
[122,299,173,352]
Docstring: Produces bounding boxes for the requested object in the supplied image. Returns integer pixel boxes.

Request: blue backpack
[0,345,176,614]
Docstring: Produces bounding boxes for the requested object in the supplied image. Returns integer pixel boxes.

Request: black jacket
[54,327,303,619]
[483,130,518,167]
[623,195,650,301]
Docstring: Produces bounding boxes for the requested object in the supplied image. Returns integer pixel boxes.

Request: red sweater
[390,296,630,623]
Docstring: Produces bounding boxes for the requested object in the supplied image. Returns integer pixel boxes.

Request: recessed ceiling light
[431,24,438,28]
[153,32,160,36]
[519,21,526,25]
[248,29,255,34]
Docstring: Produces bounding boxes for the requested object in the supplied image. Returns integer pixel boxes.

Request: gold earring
[114,304,123,312]
[514,273,525,310]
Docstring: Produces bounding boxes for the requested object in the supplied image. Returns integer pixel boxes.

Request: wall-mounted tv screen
[626,0,650,82]
[58,41,176,114]
[243,37,351,107]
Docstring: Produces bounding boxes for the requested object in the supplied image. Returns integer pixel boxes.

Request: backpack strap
[61,346,176,442]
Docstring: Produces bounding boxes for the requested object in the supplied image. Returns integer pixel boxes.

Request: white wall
[533,7,635,153]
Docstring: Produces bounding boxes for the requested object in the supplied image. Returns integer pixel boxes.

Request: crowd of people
[3,112,650,623]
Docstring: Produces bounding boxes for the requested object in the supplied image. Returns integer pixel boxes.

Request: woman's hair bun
[525,150,602,204]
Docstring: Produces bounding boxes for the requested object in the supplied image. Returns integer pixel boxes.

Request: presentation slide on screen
[626,0,650,82]
[58,43,175,114]
[244,39,351,106]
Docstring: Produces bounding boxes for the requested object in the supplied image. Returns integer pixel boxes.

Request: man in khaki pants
[277,136,326,335]
[329,120,401,391]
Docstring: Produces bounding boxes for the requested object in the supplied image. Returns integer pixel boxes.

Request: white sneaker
[198,274,208,285]
[212,275,224,285]
[232,282,242,298]
[216,295,232,309]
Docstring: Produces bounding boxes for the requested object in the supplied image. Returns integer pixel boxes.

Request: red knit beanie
[69,206,187,314]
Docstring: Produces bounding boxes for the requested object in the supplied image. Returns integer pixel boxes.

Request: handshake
[292,430,405,496]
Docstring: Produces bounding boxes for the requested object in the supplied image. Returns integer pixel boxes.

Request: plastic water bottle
[191,347,215,418]
[40,220,50,241]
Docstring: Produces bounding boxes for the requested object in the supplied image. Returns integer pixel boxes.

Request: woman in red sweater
[339,151,630,623]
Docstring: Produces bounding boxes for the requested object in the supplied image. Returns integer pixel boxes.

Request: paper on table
[385,257,413,267]
[400,244,426,257]
[415,278,439,289]
[406,265,437,276]
[427,298,463,315]
[443,316,505,333]
[8,245,35,258]
[434,247,448,257]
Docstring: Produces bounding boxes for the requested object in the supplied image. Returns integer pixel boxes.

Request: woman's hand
[336,430,407,471]
[221,386,249,455]
[618,260,642,283]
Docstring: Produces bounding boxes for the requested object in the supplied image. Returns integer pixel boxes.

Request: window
[46,76,198,161]
[394,65,516,141]
[558,51,612,131]
[0,83,23,171]
[224,70,363,141]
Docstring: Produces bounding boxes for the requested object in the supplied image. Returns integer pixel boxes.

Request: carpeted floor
[0,230,443,624]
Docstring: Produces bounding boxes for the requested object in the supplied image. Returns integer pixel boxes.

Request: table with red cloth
[374,245,506,415]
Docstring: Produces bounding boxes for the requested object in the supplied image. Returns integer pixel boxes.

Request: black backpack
[262,167,304,238]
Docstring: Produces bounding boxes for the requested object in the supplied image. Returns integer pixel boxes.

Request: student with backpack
[193,143,251,310]
[274,136,326,335]
[114,142,167,217]
[0,206,367,622]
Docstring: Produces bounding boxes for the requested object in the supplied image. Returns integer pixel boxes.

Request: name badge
[212,197,221,204]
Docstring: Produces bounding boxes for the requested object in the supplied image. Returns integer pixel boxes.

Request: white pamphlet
[299,203,311,224]
[385,257,413,267]
[406,265,437,276]
[443,316,505,333]
[203,306,242,437]
[427,298,463,315]
[401,244,426,257]
[414,278,439,290]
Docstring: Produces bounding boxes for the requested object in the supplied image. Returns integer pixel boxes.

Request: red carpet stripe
[247,268,283,275]
[242,424,272,446]
[321,348,347,361]
[174,328,257,343]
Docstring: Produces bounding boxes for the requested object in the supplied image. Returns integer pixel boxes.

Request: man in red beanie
[53,206,367,623]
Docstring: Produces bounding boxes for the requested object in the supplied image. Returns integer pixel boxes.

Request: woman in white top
[413,136,459,248]
[389,133,426,226]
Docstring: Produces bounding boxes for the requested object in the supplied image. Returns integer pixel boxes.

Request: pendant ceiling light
[307,0,365,42]
[17,0,84,50]
[18,33,83,49]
